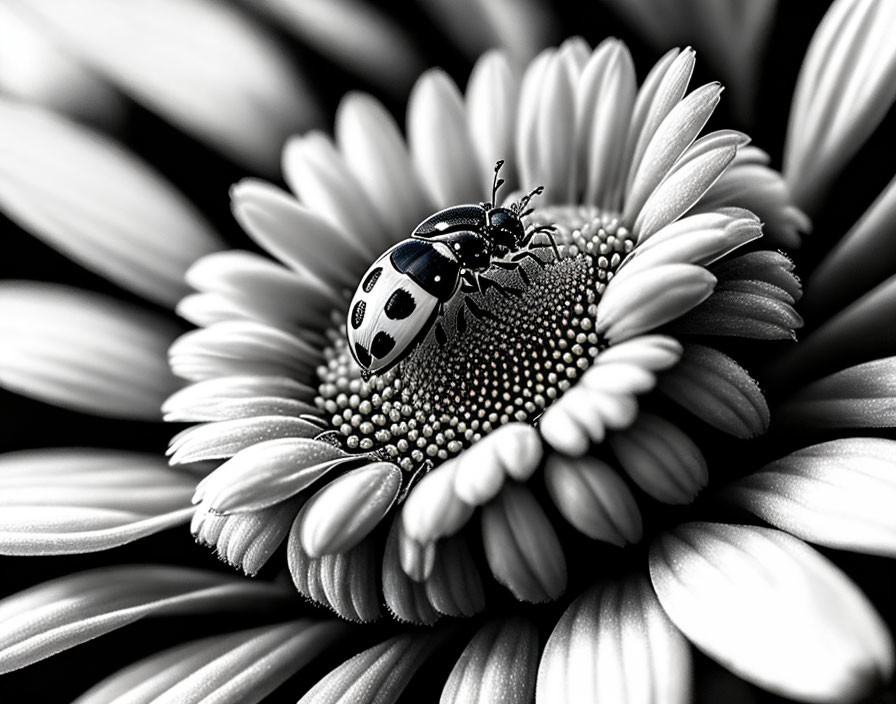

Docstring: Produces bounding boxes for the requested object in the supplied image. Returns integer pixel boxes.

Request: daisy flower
[2,1,896,703]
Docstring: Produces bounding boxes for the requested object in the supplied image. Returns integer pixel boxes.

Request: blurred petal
[382,516,440,625]
[0,283,181,420]
[537,576,692,704]
[0,565,291,674]
[193,438,352,514]
[0,449,193,556]
[0,4,123,127]
[408,70,482,207]
[297,633,441,704]
[192,500,296,576]
[658,344,769,438]
[252,0,424,98]
[423,533,485,618]
[402,460,475,545]
[442,618,539,704]
[784,0,896,212]
[651,523,894,702]
[544,455,642,545]
[806,173,896,315]
[777,357,896,428]
[299,462,401,557]
[19,0,321,173]
[482,483,566,603]
[729,438,896,557]
[73,620,349,704]
[0,98,221,308]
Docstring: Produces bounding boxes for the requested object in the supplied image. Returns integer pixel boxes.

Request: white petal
[162,375,316,422]
[0,283,181,420]
[297,634,441,704]
[651,523,894,702]
[537,576,692,704]
[402,461,475,544]
[597,263,716,343]
[544,455,642,545]
[454,423,543,505]
[466,51,521,195]
[0,100,221,308]
[442,618,539,704]
[0,566,291,674]
[806,173,896,315]
[658,343,769,438]
[382,516,440,625]
[784,0,896,212]
[335,92,434,237]
[672,289,803,340]
[194,438,351,514]
[595,335,683,371]
[482,483,566,603]
[624,82,722,225]
[408,70,482,207]
[282,133,385,257]
[21,0,321,173]
[230,179,368,288]
[0,449,193,556]
[777,357,896,428]
[299,462,401,557]
[73,620,349,704]
[730,438,896,558]
[253,0,423,98]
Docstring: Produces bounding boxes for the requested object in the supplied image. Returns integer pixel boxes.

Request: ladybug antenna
[516,185,544,215]
[491,160,506,206]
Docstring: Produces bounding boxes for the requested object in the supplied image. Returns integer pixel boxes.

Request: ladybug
[347,160,559,380]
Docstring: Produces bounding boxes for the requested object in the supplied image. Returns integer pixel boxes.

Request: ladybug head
[483,160,545,251]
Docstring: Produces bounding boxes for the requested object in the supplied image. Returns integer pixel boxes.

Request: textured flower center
[315,207,634,472]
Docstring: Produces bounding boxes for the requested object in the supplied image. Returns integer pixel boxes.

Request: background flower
[2,1,896,702]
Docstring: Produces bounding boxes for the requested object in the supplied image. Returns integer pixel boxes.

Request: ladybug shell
[347,242,443,377]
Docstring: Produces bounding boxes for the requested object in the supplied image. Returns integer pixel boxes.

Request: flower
[2,1,896,703]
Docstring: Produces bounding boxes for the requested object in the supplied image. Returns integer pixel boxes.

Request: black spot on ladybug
[371,331,395,359]
[354,343,371,368]
[351,301,366,329]
[362,267,382,293]
[384,289,415,320]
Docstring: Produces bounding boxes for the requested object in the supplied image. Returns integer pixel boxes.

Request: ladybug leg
[473,272,522,298]
[462,295,498,322]
[398,459,433,503]
[508,250,548,269]
[492,259,531,285]
[521,225,561,261]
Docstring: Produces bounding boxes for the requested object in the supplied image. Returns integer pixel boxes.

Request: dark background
[3,1,896,701]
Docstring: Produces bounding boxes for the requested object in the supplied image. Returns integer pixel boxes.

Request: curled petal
[659,344,769,437]
[73,620,350,704]
[544,455,642,545]
[192,500,296,577]
[0,283,181,420]
[442,618,539,704]
[297,634,441,704]
[597,263,716,343]
[22,0,321,172]
[537,576,691,704]
[454,423,543,505]
[0,566,291,674]
[482,483,566,603]
[402,461,475,545]
[610,413,707,505]
[0,99,221,308]
[288,517,381,623]
[729,438,896,557]
[299,462,401,557]
[193,438,352,514]
[651,523,894,702]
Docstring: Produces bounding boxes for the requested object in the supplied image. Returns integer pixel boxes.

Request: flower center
[315,207,634,473]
